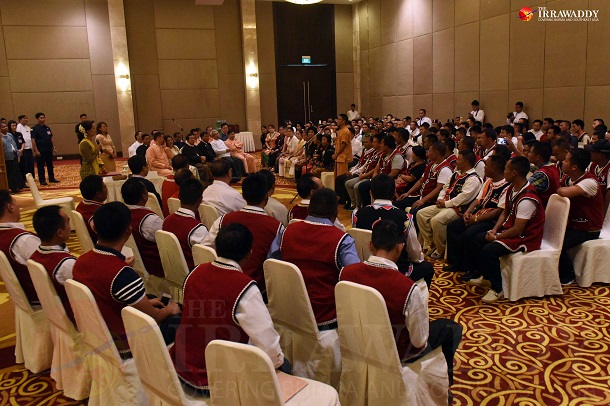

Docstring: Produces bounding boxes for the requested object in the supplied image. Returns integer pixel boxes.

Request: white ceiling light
[286,0,323,4]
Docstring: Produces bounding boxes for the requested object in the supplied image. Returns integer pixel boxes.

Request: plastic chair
[335,281,449,406]
[264,259,341,389]
[124,235,168,296]
[500,194,569,301]
[321,172,335,191]
[64,280,146,405]
[0,252,52,373]
[192,244,218,266]
[156,230,190,303]
[71,210,94,253]
[348,227,372,262]
[27,260,90,400]
[198,203,220,230]
[26,173,75,227]
[167,197,180,215]
[205,340,340,406]
[121,307,209,405]
[569,204,610,287]
[146,193,164,219]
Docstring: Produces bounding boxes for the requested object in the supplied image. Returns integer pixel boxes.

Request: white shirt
[16,124,32,149]
[474,159,485,179]
[510,183,537,219]
[37,245,76,284]
[0,223,40,265]
[529,129,544,141]
[174,208,209,246]
[211,139,230,158]
[507,111,528,126]
[439,168,483,208]
[128,141,142,157]
[351,138,363,158]
[347,110,360,121]
[365,255,429,349]
[202,180,246,216]
[217,257,284,368]
[264,196,289,226]
[565,176,599,198]
[128,205,163,242]
[437,165,453,186]
[416,117,432,127]
[470,109,485,123]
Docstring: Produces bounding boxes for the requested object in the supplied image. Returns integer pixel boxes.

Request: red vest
[162,210,206,270]
[444,171,482,214]
[289,204,308,221]
[364,151,382,173]
[73,248,137,355]
[171,261,254,390]
[534,163,560,207]
[30,247,75,322]
[0,227,38,304]
[561,172,604,232]
[220,208,282,293]
[161,176,178,217]
[446,154,457,170]
[75,200,102,243]
[380,148,401,175]
[281,220,347,325]
[420,157,452,197]
[340,261,425,360]
[589,160,610,189]
[498,184,545,252]
[130,207,164,277]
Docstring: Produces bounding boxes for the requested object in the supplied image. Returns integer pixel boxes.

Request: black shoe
[49,179,60,183]
[443,264,462,273]
[461,270,480,282]
[39,181,48,186]
[343,203,352,210]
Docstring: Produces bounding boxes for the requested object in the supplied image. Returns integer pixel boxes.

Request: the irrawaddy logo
[520,6,600,22]
[519,7,536,21]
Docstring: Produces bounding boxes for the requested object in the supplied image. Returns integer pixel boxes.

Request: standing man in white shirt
[416,109,432,127]
[469,100,485,123]
[507,101,528,126]
[201,159,246,216]
[16,115,34,184]
[127,131,143,158]
[347,103,360,121]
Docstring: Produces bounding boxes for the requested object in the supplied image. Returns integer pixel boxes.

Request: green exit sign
[302,56,311,64]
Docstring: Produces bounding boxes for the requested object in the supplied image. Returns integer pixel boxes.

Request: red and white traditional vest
[0,227,38,304]
[130,207,164,277]
[171,261,254,390]
[30,247,75,321]
[340,261,426,360]
[589,160,610,190]
[444,171,482,214]
[534,162,560,207]
[220,208,282,293]
[75,200,102,242]
[477,179,511,214]
[380,148,401,175]
[497,183,545,252]
[363,150,382,173]
[162,209,206,270]
[281,220,347,325]
[561,172,604,232]
[289,204,309,221]
[419,156,453,198]
[161,176,178,217]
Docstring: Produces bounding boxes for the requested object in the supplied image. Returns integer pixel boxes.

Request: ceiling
[196,0,361,5]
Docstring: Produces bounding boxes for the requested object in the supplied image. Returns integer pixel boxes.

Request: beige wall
[255,0,278,135]
[335,5,355,116]
[0,0,120,156]
[125,0,246,136]
[355,0,610,125]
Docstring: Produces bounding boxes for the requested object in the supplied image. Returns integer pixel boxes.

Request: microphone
[171,118,184,132]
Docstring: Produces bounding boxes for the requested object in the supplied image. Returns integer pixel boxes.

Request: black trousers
[393,197,432,232]
[357,179,373,207]
[477,238,513,293]
[222,157,243,178]
[559,228,600,283]
[409,260,435,289]
[20,149,35,181]
[335,173,356,204]
[36,150,55,182]
[446,218,495,271]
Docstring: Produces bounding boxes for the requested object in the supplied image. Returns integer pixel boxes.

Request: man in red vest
[341,220,462,386]
[0,190,41,304]
[203,173,283,299]
[557,148,605,285]
[31,205,77,321]
[75,175,107,243]
[526,141,560,207]
[470,156,545,303]
[162,178,207,270]
[586,140,610,214]
[172,223,286,394]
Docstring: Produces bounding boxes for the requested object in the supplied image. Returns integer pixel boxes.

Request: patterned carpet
[1,186,610,404]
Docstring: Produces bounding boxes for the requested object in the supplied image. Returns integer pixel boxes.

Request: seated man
[31,205,77,321]
[586,139,610,214]
[290,174,345,230]
[73,202,181,357]
[0,190,41,304]
[76,174,107,242]
[259,169,289,227]
[336,134,374,208]
[470,157,545,303]
[417,150,483,259]
[352,174,434,288]
[162,178,208,270]
[210,129,244,179]
[201,160,246,216]
[171,223,285,394]
[121,178,164,277]
[345,133,382,209]
[526,141,560,207]
[203,173,283,299]
[445,155,510,279]
[340,220,462,385]
[128,154,162,206]
[557,148,605,285]
[161,154,208,217]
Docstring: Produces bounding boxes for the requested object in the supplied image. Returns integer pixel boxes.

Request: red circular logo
[519,7,534,21]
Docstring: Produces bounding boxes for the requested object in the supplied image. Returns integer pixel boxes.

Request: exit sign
[302,56,311,64]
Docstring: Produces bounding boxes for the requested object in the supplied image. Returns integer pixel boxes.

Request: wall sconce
[116,62,131,92]
[246,60,258,89]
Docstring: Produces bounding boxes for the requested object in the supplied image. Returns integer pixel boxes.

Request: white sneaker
[430,251,443,260]
[467,276,491,287]
[482,289,504,303]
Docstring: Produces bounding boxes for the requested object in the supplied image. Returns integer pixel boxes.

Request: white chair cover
[103,176,116,202]
[264,259,341,389]
[321,172,335,190]
[145,172,165,195]
[71,210,94,253]
[569,204,610,287]
[500,194,569,301]
[26,173,75,228]
[121,307,209,405]
[124,235,168,298]
[146,193,164,219]
[198,203,220,230]
[64,279,146,406]
[335,281,449,406]
[167,198,180,215]
[288,219,303,225]
[192,244,217,266]
[348,228,372,262]
[0,252,52,373]
[27,260,90,400]
[205,340,340,406]
[156,230,190,303]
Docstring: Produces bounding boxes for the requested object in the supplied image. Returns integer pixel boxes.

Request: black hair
[258,169,276,192]
[96,121,107,134]
[543,117,554,125]
[459,150,476,167]
[80,120,95,134]
[80,113,87,118]
[531,141,552,162]
[121,178,147,205]
[308,188,338,219]
[552,138,571,150]
[533,119,543,125]
[80,175,104,200]
[209,159,231,178]
[370,174,395,200]
[7,120,16,130]
[382,135,396,149]
[215,223,253,262]
[152,131,164,141]
[179,178,203,205]
[471,100,479,106]
[171,154,189,170]
[508,156,530,177]
[470,125,482,135]
[593,125,608,136]
[242,173,269,205]
[0,190,12,218]
[35,112,45,119]
[488,154,507,172]
[371,220,404,252]
[568,148,591,172]
[460,136,476,151]
[174,168,193,186]
[296,174,318,199]
[515,101,524,107]
[494,145,512,162]
[339,113,348,122]
[18,115,26,121]
[548,125,561,136]
[93,202,131,242]
[431,142,447,156]
[443,138,456,152]
[412,146,426,161]
[33,205,65,242]
[572,119,584,129]
[594,118,605,125]
[438,129,451,140]
[128,154,147,175]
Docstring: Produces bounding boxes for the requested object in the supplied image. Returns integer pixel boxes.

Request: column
[240,0,262,134]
